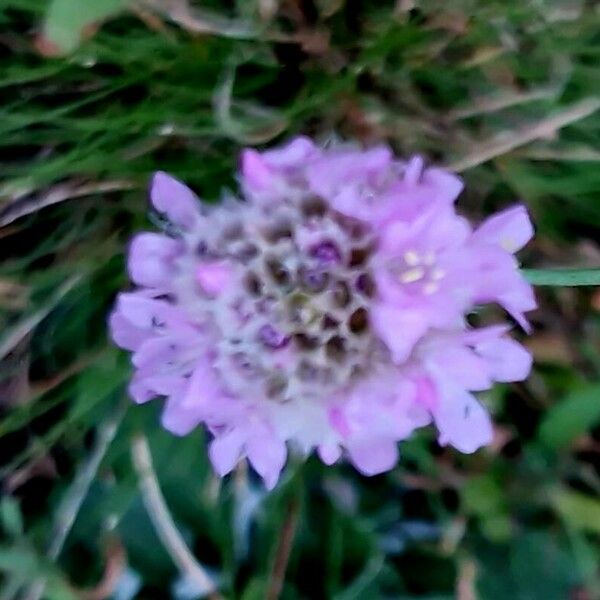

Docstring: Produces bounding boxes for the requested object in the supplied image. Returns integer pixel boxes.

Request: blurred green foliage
[1,0,600,598]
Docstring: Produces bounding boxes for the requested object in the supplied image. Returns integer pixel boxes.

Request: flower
[110,138,536,489]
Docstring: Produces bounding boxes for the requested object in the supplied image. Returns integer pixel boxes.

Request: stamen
[404,250,420,266]
[400,267,425,283]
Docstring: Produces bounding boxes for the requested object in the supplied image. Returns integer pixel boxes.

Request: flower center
[397,249,445,295]
[187,197,386,404]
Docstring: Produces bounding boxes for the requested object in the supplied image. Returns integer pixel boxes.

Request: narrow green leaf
[333,555,384,600]
[0,498,23,538]
[553,490,600,535]
[522,268,600,286]
[538,384,600,448]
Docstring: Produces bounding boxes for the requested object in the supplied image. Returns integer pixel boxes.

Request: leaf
[538,384,600,448]
[240,577,268,600]
[510,532,577,600]
[333,555,385,600]
[42,0,129,54]
[462,475,505,516]
[553,489,600,535]
[213,65,289,144]
[0,497,23,538]
[0,274,82,362]
[0,545,78,600]
[522,268,600,287]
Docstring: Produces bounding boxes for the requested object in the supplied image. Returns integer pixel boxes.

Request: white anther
[400,267,425,283]
[424,282,439,294]
[403,250,420,266]
[431,268,446,281]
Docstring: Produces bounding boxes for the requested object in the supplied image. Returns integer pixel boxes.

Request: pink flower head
[110,138,536,489]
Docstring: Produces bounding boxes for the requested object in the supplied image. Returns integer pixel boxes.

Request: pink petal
[241,149,276,193]
[161,397,204,436]
[329,406,352,438]
[461,325,511,346]
[471,205,534,253]
[421,166,464,204]
[403,156,424,185]
[209,430,245,476]
[128,233,180,287]
[116,293,184,331]
[498,279,537,332]
[180,359,222,410]
[413,375,439,412]
[246,435,287,490]
[139,374,186,397]
[151,171,200,229]
[132,337,178,370]
[427,345,492,391]
[128,377,157,404]
[346,438,399,476]
[195,261,233,297]
[318,443,342,465]
[370,304,429,363]
[476,338,532,382]
[262,136,317,168]
[306,146,392,202]
[109,310,149,351]
[432,379,493,453]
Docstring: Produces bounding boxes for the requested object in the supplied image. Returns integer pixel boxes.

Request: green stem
[266,465,303,600]
[522,268,600,287]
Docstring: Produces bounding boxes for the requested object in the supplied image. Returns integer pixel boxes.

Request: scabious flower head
[110,137,536,489]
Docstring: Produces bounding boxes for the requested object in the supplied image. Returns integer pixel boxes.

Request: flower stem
[522,268,600,287]
[266,476,302,600]
[130,433,223,599]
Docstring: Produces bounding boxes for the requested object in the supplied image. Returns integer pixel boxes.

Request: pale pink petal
[128,377,157,404]
[329,406,352,438]
[209,430,245,476]
[195,261,233,297]
[128,233,180,287]
[498,279,537,332]
[421,166,464,204]
[403,156,424,185]
[370,304,429,363]
[241,149,276,192]
[180,359,222,410]
[132,337,178,370]
[476,338,532,382]
[161,398,204,436]
[461,325,511,346]
[432,379,493,453]
[427,346,492,391]
[262,136,317,168]
[151,171,200,229]
[346,438,398,476]
[116,293,185,331]
[318,443,342,465]
[109,311,149,351]
[139,374,186,397]
[413,375,439,412]
[246,435,287,490]
[471,205,534,253]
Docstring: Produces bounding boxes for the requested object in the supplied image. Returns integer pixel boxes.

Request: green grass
[1,1,600,598]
